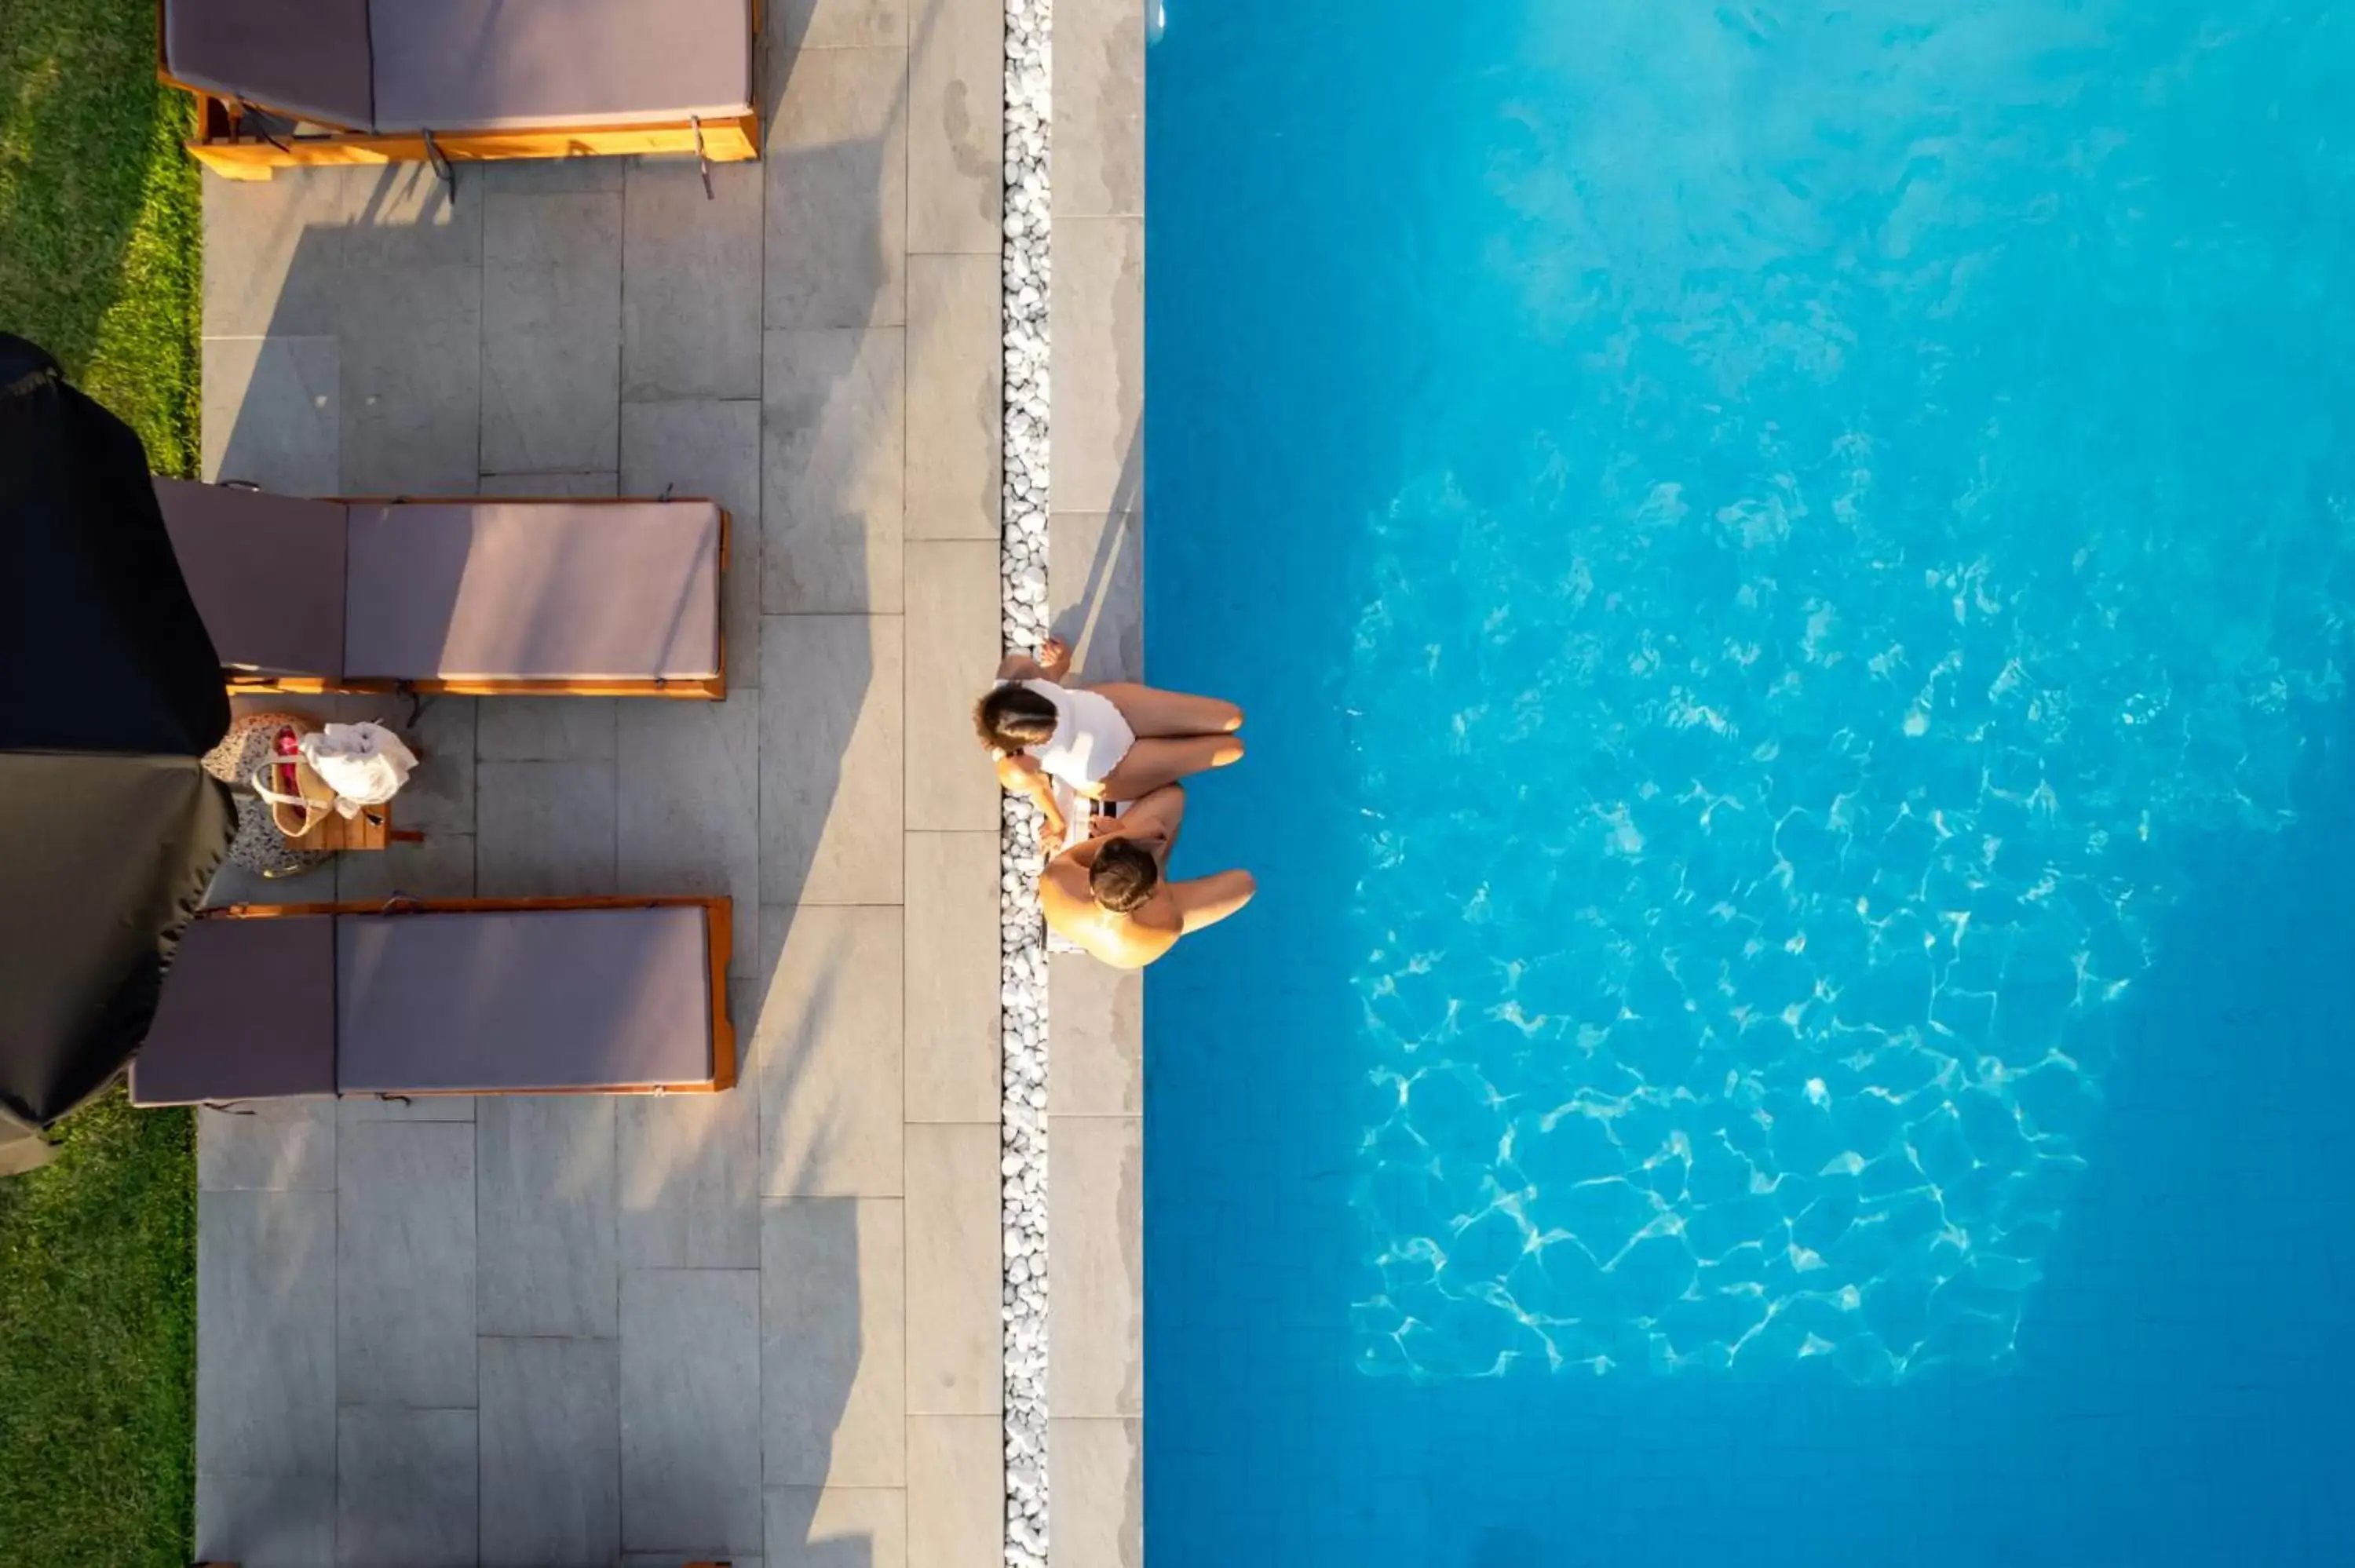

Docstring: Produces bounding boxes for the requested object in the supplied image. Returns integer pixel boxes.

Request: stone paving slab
[198,1190,337,1478]
[1053,0,1145,220]
[1046,954,1142,1117]
[195,1472,336,1568]
[620,1268,766,1556]
[476,1096,621,1338]
[765,46,911,330]
[1050,1417,1145,1568]
[762,1198,907,1489]
[906,254,1004,538]
[909,1414,1003,1568]
[624,160,765,402]
[619,698,763,978]
[757,905,905,1198]
[904,830,1003,1122]
[203,334,341,493]
[1048,1116,1145,1420]
[479,1336,623,1568]
[905,1122,1002,1414]
[760,613,906,903]
[481,190,624,473]
[762,326,907,614]
[619,396,765,690]
[337,1121,478,1409]
[1050,217,1144,516]
[1050,509,1144,683]
[196,1099,336,1193]
[904,538,1004,830]
[910,0,1006,253]
[337,1406,479,1568]
[768,1486,908,1568]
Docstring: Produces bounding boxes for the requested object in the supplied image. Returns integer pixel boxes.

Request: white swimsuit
[1008,679,1134,788]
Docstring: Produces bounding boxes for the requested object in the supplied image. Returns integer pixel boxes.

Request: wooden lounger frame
[202,894,738,1094]
[156,0,763,181]
[218,495,731,700]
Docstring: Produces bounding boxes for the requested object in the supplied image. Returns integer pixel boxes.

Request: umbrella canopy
[1,334,234,1172]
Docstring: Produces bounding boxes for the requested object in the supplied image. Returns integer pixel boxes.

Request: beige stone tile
[755,905,903,1198]
[908,0,1004,253]
[765,47,908,330]
[904,833,1000,1123]
[1049,1417,1143,1568]
[762,328,906,614]
[907,1416,1000,1568]
[905,1123,1001,1414]
[758,614,904,905]
[620,398,764,690]
[618,699,760,975]
[776,0,907,49]
[1050,217,1143,516]
[1047,952,1141,1116]
[1049,510,1143,684]
[1049,1116,1141,1417]
[906,256,1002,539]
[761,1199,907,1488]
[1053,0,1145,220]
[618,978,761,1271]
[766,1485,906,1568]
[904,541,1002,830]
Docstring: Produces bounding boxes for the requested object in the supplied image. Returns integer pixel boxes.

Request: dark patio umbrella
[0,334,235,1173]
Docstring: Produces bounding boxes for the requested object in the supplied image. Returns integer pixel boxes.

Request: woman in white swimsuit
[977,637,1243,841]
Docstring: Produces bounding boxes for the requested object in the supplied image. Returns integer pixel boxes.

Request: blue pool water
[1144,2,2355,1563]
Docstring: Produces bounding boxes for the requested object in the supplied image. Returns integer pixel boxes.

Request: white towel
[298,722,419,815]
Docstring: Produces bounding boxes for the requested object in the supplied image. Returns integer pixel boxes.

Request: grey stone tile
[904,833,999,1123]
[203,166,353,337]
[206,855,338,911]
[198,1189,336,1476]
[337,830,479,904]
[204,335,339,494]
[338,1092,475,1124]
[908,0,1005,253]
[344,164,484,271]
[477,1096,620,1338]
[1048,952,1141,1116]
[1053,0,1145,219]
[761,1199,905,1487]
[907,1416,1001,1568]
[478,698,619,762]
[762,328,905,614]
[481,157,628,195]
[623,160,764,401]
[1048,510,1143,684]
[620,398,764,689]
[765,47,909,330]
[903,541,1000,830]
[776,0,907,49]
[337,1406,478,1568]
[196,1471,336,1568]
[758,615,904,905]
[479,470,619,496]
[618,698,759,975]
[755,905,903,1198]
[1049,218,1143,516]
[337,1121,477,1409]
[1048,1116,1142,1418]
[1049,1417,1143,1568]
[618,987,759,1270]
[767,1486,907,1568]
[395,695,478,836]
[626,1559,765,1568]
[199,1099,336,1192]
[476,760,619,897]
[338,264,483,495]
[904,1123,1001,1414]
[483,191,624,474]
[619,1269,765,1555]
[905,256,1001,539]
[479,1336,623,1568]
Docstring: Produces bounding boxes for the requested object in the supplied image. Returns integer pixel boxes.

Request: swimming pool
[1144,2,2355,1562]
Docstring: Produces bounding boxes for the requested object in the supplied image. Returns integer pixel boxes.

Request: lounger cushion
[341,501,722,683]
[130,915,338,1105]
[370,0,755,133]
[335,907,714,1092]
[164,0,375,129]
[155,479,349,681]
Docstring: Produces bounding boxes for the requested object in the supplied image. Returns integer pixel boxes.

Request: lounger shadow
[155,0,764,180]
[130,896,739,1103]
[155,477,730,698]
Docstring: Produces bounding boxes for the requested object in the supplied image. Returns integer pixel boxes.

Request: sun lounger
[129,897,736,1103]
[157,0,761,180]
[155,478,728,697]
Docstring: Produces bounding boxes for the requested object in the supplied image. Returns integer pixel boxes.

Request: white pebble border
[1000,1,1053,1564]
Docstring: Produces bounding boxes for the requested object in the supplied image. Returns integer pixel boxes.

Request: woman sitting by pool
[977,636,1244,842]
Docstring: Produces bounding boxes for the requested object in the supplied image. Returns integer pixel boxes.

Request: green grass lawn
[1,1,202,1563]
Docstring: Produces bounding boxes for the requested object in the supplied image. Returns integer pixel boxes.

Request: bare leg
[1088,681,1245,738]
[1115,782,1188,860]
[1091,734,1244,800]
